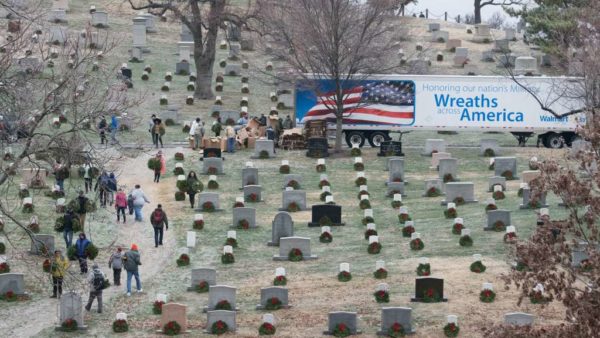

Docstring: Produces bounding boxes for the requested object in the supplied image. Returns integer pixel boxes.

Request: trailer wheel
[345,131,366,148]
[543,133,564,149]
[367,131,390,148]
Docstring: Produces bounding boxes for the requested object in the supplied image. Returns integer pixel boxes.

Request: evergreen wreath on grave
[493,190,505,200]
[443,173,455,183]
[54,216,81,233]
[211,320,228,335]
[320,231,333,243]
[215,299,232,310]
[193,219,204,230]
[364,229,378,240]
[18,188,29,199]
[350,148,361,156]
[273,275,287,286]
[176,180,189,192]
[503,231,517,243]
[225,237,238,248]
[61,318,78,332]
[163,321,181,336]
[489,160,495,170]
[319,179,330,188]
[237,219,250,230]
[423,288,441,303]
[207,179,219,190]
[22,203,34,213]
[279,164,290,174]
[459,235,473,247]
[374,290,389,303]
[316,164,326,173]
[580,259,593,272]
[416,263,431,276]
[202,201,215,212]
[402,225,415,238]
[259,322,276,335]
[483,148,495,157]
[0,290,17,302]
[112,319,129,333]
[480,289,496,303]
[259,150,270,159]
[361,216,374,225]
[374,268,388,279]
[337,270,352,282]
[391,200,402,209]
[426,186,441,197]
[332,323,351,337]
[470,261,487,273]
[28,222,39,233]
[42,259,51,273]
[176,254,190,267]
[221,252,235,264]
[287,202,300,212]
[398,213,411,224]
[452,222,463,235]
[501,170,514,180]
[528,200,542,209]
[453,197,465,206]
[443,322,460,337]
[195,280,209,293]
[357,190,370,199]
[485,203,497,212]
[355,177,367,186]
[207,167,218,175]
[319,216,332,227]
[153,300,165,314]
[368,242,382,254]
[288,248,303,262]
[493,220,506,232]
[265,297,283,310]
[387,189,402,198]
[518,187,524,197]
[173,167,184,175]
[388,322,406,337]
[410,238,424,251]
[530,291,550,304]
[233,201,244,208]
[359,199,371,210]
[175,191,186,201]
[354,162,364,171]
[444,207,457,219]
[320,191,332,202]
[147,158,161,171]
[286,180,300,190]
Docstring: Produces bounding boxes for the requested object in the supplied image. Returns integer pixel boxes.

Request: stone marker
[494,157,518,179]
[188,268,217,291]
[268,212,294,246]
[519,188,548,209]
[224,64,241,76]
[281,190,307,211]
[0,273,26,295]
[473,24,492,42]
[243,185,262,202]
[387,182,405,197]
[202,157,224,175]
[282,174,302,190]
[442,182,477,204]
[485,209,512,231]
[488,176,506,192]
[438,158,458,181]
[411,277,448,302]
[256,287,290,310]
[274,237,317,261]
[57,292,86,330]
[252,139,276,158]
[480,139,500,156]
[428,23,440,32]
[423,179,444,196]
[432,30,449,43]
[493,39,510,53]
[325,311,360,335]
[241,167,259,187]
[521,170,541,184]
[430,152,451,169]
[197,192,221,211]
[205,285,237,312]
[423,139,446,156]
[132,17,147,49]
[309,204,344,227]
[504,312,535,326]
[91,11,108,28]
[205,310,236,333]
[515,56,538,75]
[378,307,416,335]
[30,234,55,255]
[160,303,188,333]
[231,207,256,228]
[385,157,403,171]
[387,159,405,183]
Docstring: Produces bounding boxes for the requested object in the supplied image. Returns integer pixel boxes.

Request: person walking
[123,244,142,296]
[94,172,110,207]
[148,114,157,144]
[75,233,91,274]
[110,114,119,145]
[153,151,166,183]
[225,123,236,153]
[127,192,134,216]
[211,117,222,137]
[83,163,93,193]
[189,118,201,150]
[98,116,108,145]
[62,208,76,248]
[107,173,117,206]
[282,115,293,129]
[150,204,169,247]
[115,188,127,223]
[152,118,165,148]
[50,249,69,298]
[75,191,89,227]
[85,263,106,313]
[52,160,66,192]
[186,171,199,209]
[130,185,150,222]
[108,247,123,286]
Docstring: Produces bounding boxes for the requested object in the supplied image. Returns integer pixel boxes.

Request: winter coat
[87,267,106,290]
[189,120,199,136]
[115,191,127,208]
[77,196,89,214]
[95,173,109,191]
[130,188,149,207]
[76,237,91,258]
[111,115,119,130]
[159,156,166,175]
[150,208,169,229]
[109,252,123,270]
[107,173,117,192]
[51,255,70,278]
[186,177,199,195]
[123,250,141,272]
[63,212,75,232]
[225,126,235,138]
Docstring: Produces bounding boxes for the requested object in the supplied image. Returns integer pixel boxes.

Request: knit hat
[131,244,138,251]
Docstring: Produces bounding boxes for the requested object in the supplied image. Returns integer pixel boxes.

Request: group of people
[98,114,119,145]
[148,114,166,149]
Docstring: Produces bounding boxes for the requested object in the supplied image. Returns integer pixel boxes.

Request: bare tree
[127,0,256,99]
[257,0,399,153]
[488,3,600,337]
[487,11,505,29]
[473,0,523,24]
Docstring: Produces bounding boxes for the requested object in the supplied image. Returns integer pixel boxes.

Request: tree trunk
[191,1,224,100]
[335,115,343,153]
[474,0,482,24]
[193,51,215,100]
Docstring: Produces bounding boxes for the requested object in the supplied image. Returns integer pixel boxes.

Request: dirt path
[0,148,179,337]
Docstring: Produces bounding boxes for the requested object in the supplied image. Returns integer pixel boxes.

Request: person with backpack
[62,208,75,248]
[98,116,108,145]
[50,249,70,298]
[95,172,110,207]
[130,185,150,222]
[75,233,91,274]
[186,171,199,209]
[108,247,123,286]
[85,263,106,313]
[123,244,142,296]
[150,204,169,247]
[115,188,127,223]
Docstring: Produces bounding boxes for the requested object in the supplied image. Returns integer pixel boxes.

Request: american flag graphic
[301,81,415,125]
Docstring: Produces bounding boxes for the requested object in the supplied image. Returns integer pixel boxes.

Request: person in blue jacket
[110,114,119,145]
[75,233,91,274]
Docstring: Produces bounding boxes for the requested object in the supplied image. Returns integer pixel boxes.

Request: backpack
[152,209,164,225]
[92,270,104,291]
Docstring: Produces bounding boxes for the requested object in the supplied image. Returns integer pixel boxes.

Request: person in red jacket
[115,188,128,223]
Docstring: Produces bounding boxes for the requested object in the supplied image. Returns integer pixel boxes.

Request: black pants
[100,131,106,144]
[188,193,196,208]
[78,257,88,273]
[117,207,126,222]
[98,189,108,207]
[152,133,163,148]
[52,276,63,297]
[85,178,92,193]
[153,227,163,247]
[86,290,103,313]
[113,268,121,286]
[154,171,161,183]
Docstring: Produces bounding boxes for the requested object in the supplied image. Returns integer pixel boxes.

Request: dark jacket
[77,196,89,214]
[63,212,74,232]
[76,236,91,258]
[123,250,141,272]
[150,208,168,229]
[186,177,198,195]
[107,173,117,192]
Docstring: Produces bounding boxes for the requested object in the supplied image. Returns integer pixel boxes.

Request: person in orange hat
[122,244,142,296]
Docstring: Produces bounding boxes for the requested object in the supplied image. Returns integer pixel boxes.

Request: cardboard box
[247,137,256,149]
